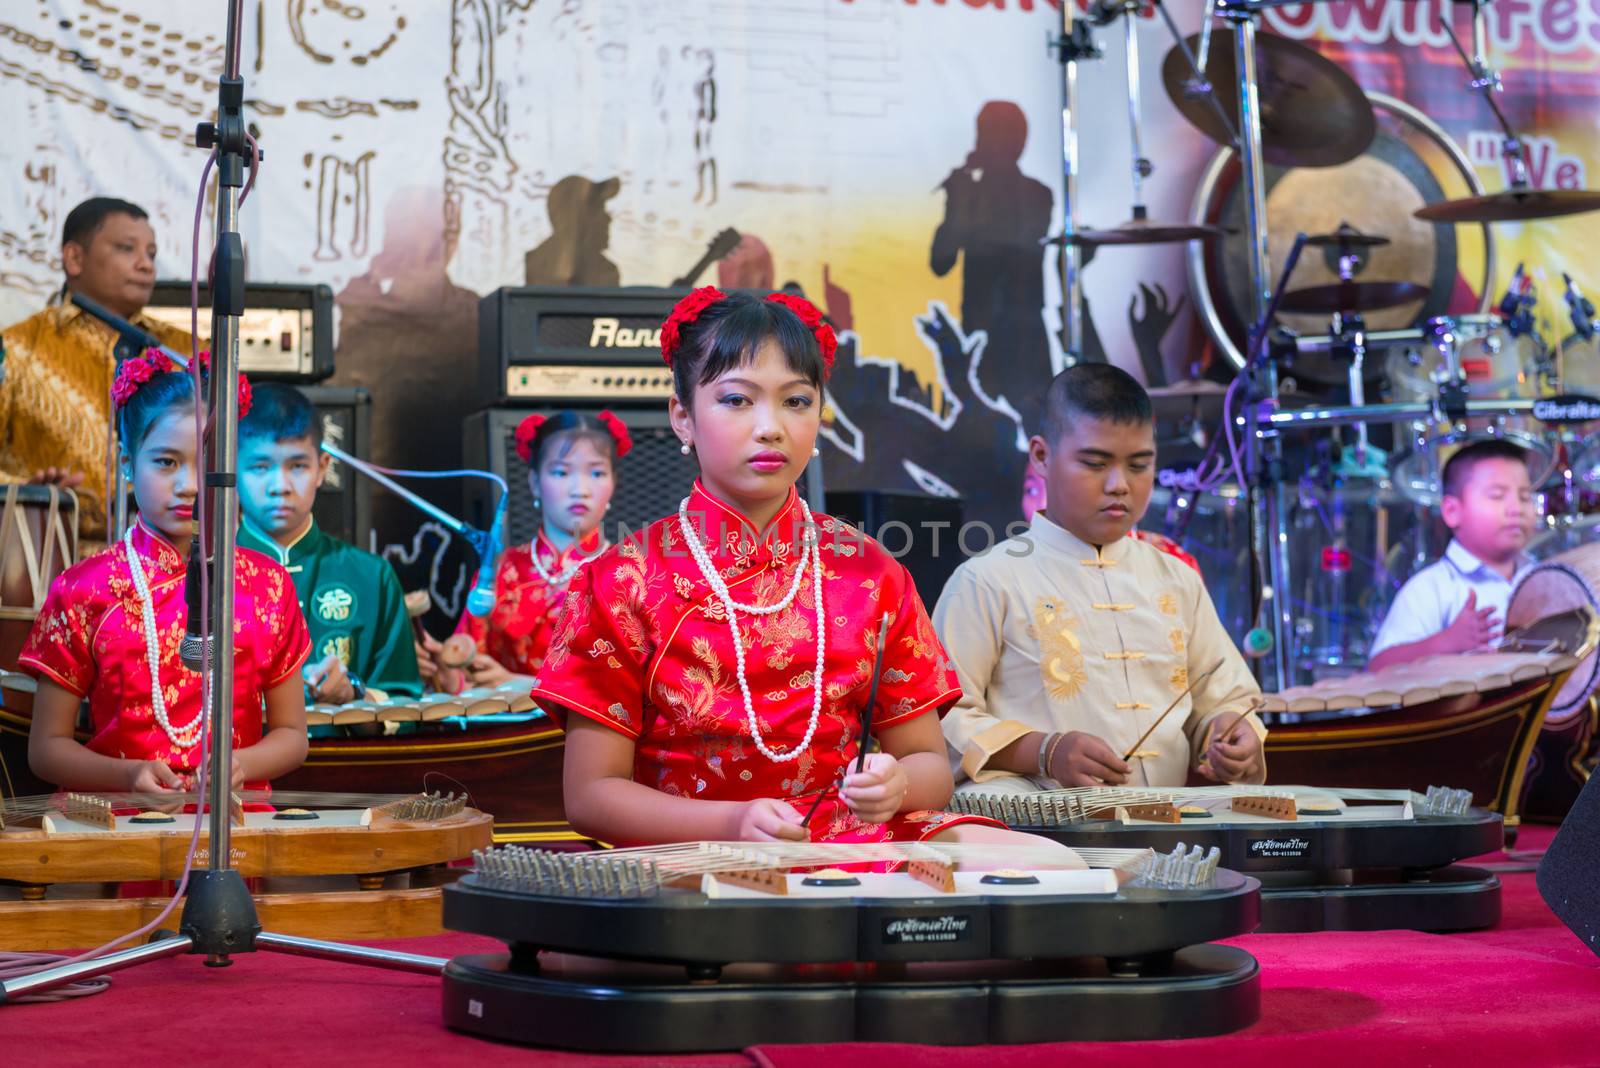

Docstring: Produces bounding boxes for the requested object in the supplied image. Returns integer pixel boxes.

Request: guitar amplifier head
[144,281,335,381]
[478,286,686,407]
[464,406,698,546]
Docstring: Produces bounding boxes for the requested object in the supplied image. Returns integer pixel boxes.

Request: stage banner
[0,1,1591,618]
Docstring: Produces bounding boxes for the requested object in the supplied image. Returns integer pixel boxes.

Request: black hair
[240,381,321,449]
[1441,439,1529,499]
[525,411,619,470]
[669,291,826,409]
[1038,363,1153,443]
[63,197,148,248]
[118,370,196,456]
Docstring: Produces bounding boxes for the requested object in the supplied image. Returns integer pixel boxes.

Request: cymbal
[1279,280,1429,314]
[1304,225,1390,249]
[1148,380,1229,423]
[1148,379,1317,424]
[1162,34,1376,168]
[1047,219,1230,247]
[1414,188,1600,223]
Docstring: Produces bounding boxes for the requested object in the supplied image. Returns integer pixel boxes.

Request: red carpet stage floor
[6,826,1598,1067]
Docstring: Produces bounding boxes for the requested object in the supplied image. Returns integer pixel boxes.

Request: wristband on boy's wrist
[1037,731,1060,779]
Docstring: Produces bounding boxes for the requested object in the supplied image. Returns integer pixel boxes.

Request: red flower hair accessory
[765,292,838,374]
[111,348,252,416]
[660,285,727,367]
[596,410,633,458]
[514,413,549,464]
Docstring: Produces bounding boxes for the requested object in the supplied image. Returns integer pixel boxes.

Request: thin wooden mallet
[1196,695,1265,774]
[1121,658,1225,762]
[803,612,892,827]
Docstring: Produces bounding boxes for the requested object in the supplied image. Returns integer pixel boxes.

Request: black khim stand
[0,1,442,1005]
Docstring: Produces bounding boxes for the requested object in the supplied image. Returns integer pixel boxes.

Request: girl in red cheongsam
[530,288,1078,860]
[422,410,630,692]
[20,352,310,795]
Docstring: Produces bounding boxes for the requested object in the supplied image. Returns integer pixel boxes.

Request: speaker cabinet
[300,385,373,550]
[825,490,965,608]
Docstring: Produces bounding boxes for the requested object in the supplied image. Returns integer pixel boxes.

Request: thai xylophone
[440,839,1263,1050]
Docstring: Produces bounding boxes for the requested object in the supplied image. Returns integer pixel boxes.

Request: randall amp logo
[588,318,662,349]
[882,914,973,945]
[1248,836,1311,860]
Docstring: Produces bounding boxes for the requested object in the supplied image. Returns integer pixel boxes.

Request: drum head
[1391,427,1557,507]
[1190,95,1491,372]
[1508,555,1600,720]
[1388,315,1544,401]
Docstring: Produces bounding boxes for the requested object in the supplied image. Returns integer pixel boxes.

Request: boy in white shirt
[1367,440,1536,671]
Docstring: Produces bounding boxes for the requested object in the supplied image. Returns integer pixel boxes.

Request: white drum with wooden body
[1507,543,1600,721]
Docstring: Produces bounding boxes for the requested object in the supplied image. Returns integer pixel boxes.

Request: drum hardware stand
[1149,0,1238,150]
[1440,0,1532,194]
[1206,0,1291,689]
[1047,5,1100,365]
[1240,232,1308,687]
[0,1,446,1006]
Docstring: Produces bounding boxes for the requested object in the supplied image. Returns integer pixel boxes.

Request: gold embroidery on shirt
[1104,651,1146,661]
[1170,666,1189,692]
[1169,628,1186,654]
[1032,598,1086,699]
[319,634,352,666]
[1158,592,1180,616]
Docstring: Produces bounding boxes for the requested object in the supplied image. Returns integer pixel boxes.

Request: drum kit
[1050,0,1600,687]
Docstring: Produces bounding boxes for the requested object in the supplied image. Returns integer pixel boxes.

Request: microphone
[179,531,212,673]
[1496,263,1529,318]
[1565,273,1596,341]
[466,494,507,618]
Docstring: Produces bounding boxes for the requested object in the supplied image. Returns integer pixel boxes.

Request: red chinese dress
[529,481,997,847]
[18,517,312,791]
[457,528,606,676]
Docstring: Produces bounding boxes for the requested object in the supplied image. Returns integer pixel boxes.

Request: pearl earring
[811,446,820,458]
[680,442,691,455]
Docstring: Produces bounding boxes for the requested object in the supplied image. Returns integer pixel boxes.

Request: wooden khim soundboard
[0,791,492,949]
[439,840,1262,1050]
[948,784,1499,933]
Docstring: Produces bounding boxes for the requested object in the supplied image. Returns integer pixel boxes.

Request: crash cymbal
[1414,188,1600,223]
[1047,219,1230,247]
[1162,34,1376,168]
[1279,280,1429,314]
[1304,224,1391,249]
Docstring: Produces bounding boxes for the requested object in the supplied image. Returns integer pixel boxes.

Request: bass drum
[1188,93,1493,374]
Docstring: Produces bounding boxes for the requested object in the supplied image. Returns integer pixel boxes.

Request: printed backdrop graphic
[2,0,1597,623]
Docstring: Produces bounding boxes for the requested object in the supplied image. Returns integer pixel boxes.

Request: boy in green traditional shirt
[237,383,422,703]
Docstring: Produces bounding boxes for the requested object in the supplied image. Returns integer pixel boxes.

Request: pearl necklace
[677,495,824,764]
[529,533,609,588]
[123,525,206,750]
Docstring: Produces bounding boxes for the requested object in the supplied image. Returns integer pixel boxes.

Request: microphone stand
[1,0,446,1006]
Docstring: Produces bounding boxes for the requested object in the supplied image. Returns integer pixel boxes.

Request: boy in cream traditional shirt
[934,364,1266,791]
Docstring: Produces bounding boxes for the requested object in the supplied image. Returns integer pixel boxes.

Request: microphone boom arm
[318,441,500,571]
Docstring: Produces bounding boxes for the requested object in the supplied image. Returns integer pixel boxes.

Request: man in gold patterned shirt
[0,197,197,539]
[933,364,1267,792]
